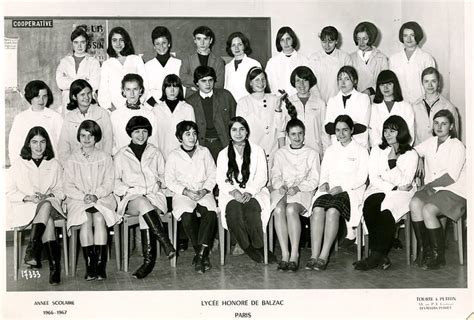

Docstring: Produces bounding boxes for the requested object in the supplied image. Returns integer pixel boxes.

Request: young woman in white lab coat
[271,119,320,272]
[409,109,465,269]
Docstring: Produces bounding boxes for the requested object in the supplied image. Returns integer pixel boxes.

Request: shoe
[95,245,108,280]
[314,258,328,271]
[178,239,189,252]
[305,258,318,270]
[192,245,200,266]
[392,238,403,250]
[277,261,289,271]
[133,229,157,279]
[381,256,392,270]
[412,221,431,268]
[244,246,263,263]
[195,245,210,274]
[142,210,176,259]
[44,240,61,285]
[24,223,46,267]
[353,252,383,271]
[287,261,299,272]
[82,246,97,281]
[339,238,356,249]
[423,227,446,270]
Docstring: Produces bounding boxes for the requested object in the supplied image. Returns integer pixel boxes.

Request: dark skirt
[412,186,436,202]
[425,190,466,221]
[312,192,351,221]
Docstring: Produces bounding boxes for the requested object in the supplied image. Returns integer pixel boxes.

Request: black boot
[192,245,200,266]
[244,245,263,263]
[132,229,157,279]
[95,245,108,280]
[44,241,61,285]
[194,245,210,273]
[142,210,176,259]
[412,221,431,267]
[24,223,46,267]
[424,227,446,270]
[82,246,97,281]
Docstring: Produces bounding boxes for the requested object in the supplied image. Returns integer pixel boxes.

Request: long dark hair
[379,115,412,154]
[67,79,96,110]
[20,126,55,160]
[226,117,251,188]
[373,70,403,104]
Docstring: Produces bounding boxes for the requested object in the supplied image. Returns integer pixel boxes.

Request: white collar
[200,91,214,99]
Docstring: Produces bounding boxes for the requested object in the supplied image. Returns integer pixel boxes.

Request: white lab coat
[265,51,309,95]
[224,55,261,102]
[144,56,182,102]
[350,47,388,94]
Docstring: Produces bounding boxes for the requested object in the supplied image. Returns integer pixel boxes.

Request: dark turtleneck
[129,141,147,161]
[181,145,197,158]
[166,99,179,113]
[156,52,171,67]
[32,157,44,167]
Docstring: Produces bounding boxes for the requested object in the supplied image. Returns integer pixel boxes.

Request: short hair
[337,65,359,88]
[193,66,217,84]
[373,70,403,103]
[193,26,215,48]
[151,26,172,50]
[126,116,153,137]
[286,118,305,134]
[432,109,457,139]
[319,26,339,41]
[175,120,199,141]
[290,66,317,88]
[334,114,355,130]
[70,24,89,43]
[160,74,185,102]
[275,26,298,52]
[20,126,55,160]
[226,32,252,56]
[421,67,441,92]
[67,79,97,110]
[353,21,378,46]
[399,21,424,44]
[24,80,54,108]
[380,115,413,154]
[121,73,145,97]
[77,120,102,143]
[245,67,270,94]
[107,26,135,58]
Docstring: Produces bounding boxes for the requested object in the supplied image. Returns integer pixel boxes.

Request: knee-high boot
[424,227,446,270]
[412,221,431,267]
[44,241,61,285]
[133,229,157,279]
[82,246,97,281]
[24,223,46,267]
[95,245,108,280]
[142,210,176,259]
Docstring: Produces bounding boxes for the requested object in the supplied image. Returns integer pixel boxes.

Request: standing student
[63,120,118,281]
[58,79,113,163]
[145,26,182,104]
[98,26,146,112]
[165,121,217,273]
[349,22,388,97]
[369,70,414,147]
[180,26,225,98]
[186,66,236,161]
[271,119,320,272]
[114,116,176,279]
[389,21,435,104]
[6,127,66,285]
[265,26,310,96]
[309,26,352,104]
[412,67,459,145]
[8,80,63,164]
[56,25,101,115]
[224,32,262,102]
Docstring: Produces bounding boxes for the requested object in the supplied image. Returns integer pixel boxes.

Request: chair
[13,219,69,281]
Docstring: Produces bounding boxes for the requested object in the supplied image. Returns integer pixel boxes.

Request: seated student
[353,115,418,271]
[110,73,158,154]
[145,26,182,104]
[58,79,113,163]
[216,116,275,263]
[306,115,368,271]
[271,119,320,272]
[114,116,176,279]
[165,120,217,273]
[180,26,225,98]
[63,120,118,281]
[6,127,66,285]
[409,110,465,269]
[186,65,236,161]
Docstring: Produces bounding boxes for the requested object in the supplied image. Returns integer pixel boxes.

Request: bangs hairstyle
[77,120,102,143]
[70,24,89,43]
[151,26,172,49]
[353,21,378,46]
[337,65,358,88]
[276,26,298,52]
[20,126,55,160]
[160,74,185,101]
[121,73,145,97]
[373,70,403,103]
[319,26,339,41]
[334,114,355,131]
[107,27,135,58]
[226,32,252,56]
[24,80,54,108]
[193,26,215,48]
[290,66,317,88]
[286,118,305,134]
[67,79,97,110]
[432,109,457,139]
[126,116,152,137]
[379,115,412,154]
[227,116,251,188]
[175,120,199,141]
[193,66,217,84]
[399,21,424,44]
[245,67,270,94]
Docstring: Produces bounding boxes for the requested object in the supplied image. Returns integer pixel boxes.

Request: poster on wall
[4,37,18,89]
